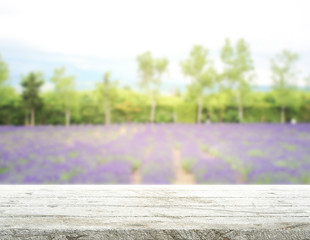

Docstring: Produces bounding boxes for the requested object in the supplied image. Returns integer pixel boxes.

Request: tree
[0,53,10,111]
[95,72,118,124]
[270,50,299,123]
[137,52,168,123]
[115,101,140,122]
[50,67,76,126]
[220,39,254,123]
[0,53,10,109]
[303,75,310,120]
[79,92,98,124]
[21,72,44,126]
[305,75,310,91]
[153,58,169,123]
[0,54,9,86]
[181,45,216,123]
[0,86,19,125]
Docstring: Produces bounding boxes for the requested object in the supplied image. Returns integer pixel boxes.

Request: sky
[0,0,310,93]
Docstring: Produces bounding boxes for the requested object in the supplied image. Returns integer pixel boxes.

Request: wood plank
[0,185,310,240]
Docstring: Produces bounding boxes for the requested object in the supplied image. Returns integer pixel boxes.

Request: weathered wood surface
[0,185,310,239]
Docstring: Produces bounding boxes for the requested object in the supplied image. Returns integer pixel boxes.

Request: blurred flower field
[0,124,310,184]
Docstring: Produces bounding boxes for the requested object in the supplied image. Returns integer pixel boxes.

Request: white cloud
[1,0,310,87]
[1,0,309,54]
[41,81,53,92]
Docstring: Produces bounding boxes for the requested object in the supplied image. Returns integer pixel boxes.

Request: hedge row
[1,103,310,125]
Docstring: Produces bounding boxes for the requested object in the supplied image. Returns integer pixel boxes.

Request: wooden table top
[0,185,309,239]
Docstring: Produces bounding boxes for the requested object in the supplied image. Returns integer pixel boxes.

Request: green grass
[200,145,218,157]
[302,174,310,184]
[0,167,9,174]
[281,143,297,151]
[255,176,272,184]
[274,160,297,169]
[18,158,28,165]
[181,157,196,173]
[248,149,265,157]
[131,159,141,172]
[68,151,78,158]
[61,169,81,182]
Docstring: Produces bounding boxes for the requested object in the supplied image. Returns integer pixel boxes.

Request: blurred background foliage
[1,87,309,125]
[0,40,310,126]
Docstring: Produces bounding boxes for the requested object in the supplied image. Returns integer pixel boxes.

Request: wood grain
[0,185,309,239]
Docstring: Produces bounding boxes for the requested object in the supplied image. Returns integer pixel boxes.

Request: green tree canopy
[270,50,299,123]
[181,45,216,123]
[0,54,9,86]
[0,54,11,107]
[137,51,168,123]
[21,72,44,126]
[95,71,118,124]
[220,38,254,122]
[50,67,76,126]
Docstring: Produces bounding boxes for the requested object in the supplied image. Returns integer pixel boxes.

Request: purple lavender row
[1,124,310,184]
[139,125,175,184]
[0,125,137,183]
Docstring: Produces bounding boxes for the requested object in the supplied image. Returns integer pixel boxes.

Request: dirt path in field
[131,145,152,184]
[173,148,196,184]
[119,126,127,135]
[131,168,141,184]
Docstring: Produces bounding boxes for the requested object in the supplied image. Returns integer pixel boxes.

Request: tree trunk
[65,108,71,127]
[235,91,243,123]
[104,101,110,125]
[261,110,265,123]
[30,108,35,126]
[172,111,177,123]
[150,100,156,123]
[25,112,28,126]
[7,114,11,125]
[197,97,202,124]
[238,104,243,123]
[281,105,285,123]
[220,106,225,122]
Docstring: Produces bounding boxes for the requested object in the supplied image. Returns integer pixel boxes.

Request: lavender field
[0,124,310,184]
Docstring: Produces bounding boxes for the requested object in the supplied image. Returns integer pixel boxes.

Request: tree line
[0,38,310,126]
